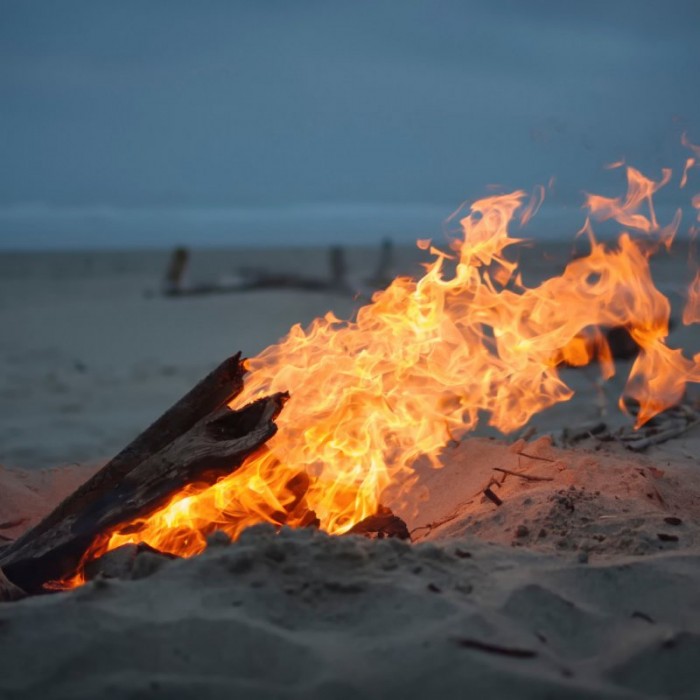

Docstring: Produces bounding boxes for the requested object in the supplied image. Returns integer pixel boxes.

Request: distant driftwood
[160,241,395,298]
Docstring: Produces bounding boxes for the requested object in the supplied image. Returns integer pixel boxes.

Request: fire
[681,132,700,189]
[685,271,700,325]
[76,161,700,575]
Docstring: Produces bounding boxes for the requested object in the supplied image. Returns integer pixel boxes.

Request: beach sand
[1,243,699,698]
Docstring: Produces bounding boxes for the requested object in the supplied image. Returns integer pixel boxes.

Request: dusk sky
[1,0,699,248]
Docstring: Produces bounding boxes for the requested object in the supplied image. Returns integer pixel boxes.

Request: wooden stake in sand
[0,354,287,595]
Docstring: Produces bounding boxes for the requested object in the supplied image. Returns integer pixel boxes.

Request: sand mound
[1,526,699,699]
[394,433,700,558]
[0,463,98,544]
[2,434,700,698]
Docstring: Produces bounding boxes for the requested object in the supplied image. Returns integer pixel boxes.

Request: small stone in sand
[515,525,530,538]
[657,533,679,542]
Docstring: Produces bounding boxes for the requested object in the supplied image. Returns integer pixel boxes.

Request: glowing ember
[76,160,700,576]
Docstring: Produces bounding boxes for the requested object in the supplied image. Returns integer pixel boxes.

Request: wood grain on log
[0,568,26,602]
[16,354,246,545]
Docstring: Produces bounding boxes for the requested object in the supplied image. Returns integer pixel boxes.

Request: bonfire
[1,150,699,598]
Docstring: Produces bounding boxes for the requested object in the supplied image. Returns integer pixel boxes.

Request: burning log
[0,568,26,602]
[0,355,286,595]
[604,326,641,360]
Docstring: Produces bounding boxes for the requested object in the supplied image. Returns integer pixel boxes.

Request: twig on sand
[517,451,556,463]
[493,467,554,482]
[561,421,608,444]
[618,418,686,442]
[453,637,537,658]
[626,418,700,452]
[483,487,503,506]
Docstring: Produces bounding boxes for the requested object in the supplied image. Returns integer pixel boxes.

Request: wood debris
[0,354,286,595]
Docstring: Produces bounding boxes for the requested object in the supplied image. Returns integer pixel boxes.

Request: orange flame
[70,164,700,580]
[585,166,680,248]
[684,271,700,325]
[681,133,700,189]
[681,159,695,189]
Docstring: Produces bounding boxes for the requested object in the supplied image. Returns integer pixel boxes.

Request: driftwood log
[0,354,287,595]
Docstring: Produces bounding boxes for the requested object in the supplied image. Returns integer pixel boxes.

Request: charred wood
[626,418,700,452]
[0,568,26,602]
[16,354,246,547]
[560,421,608,445]
[483,487,503,507]
[0,354,286,595]
[605,326,640,360]
[348,506,410,540]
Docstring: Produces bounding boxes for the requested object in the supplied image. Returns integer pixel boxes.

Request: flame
[681,133,700,189]
[585,166,680,248]
[69,163,700,581]
[681,159,695,189]
[684,272,700,325]
[683,150,700,325]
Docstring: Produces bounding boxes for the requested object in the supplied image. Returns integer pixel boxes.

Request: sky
[1,0,699,249]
